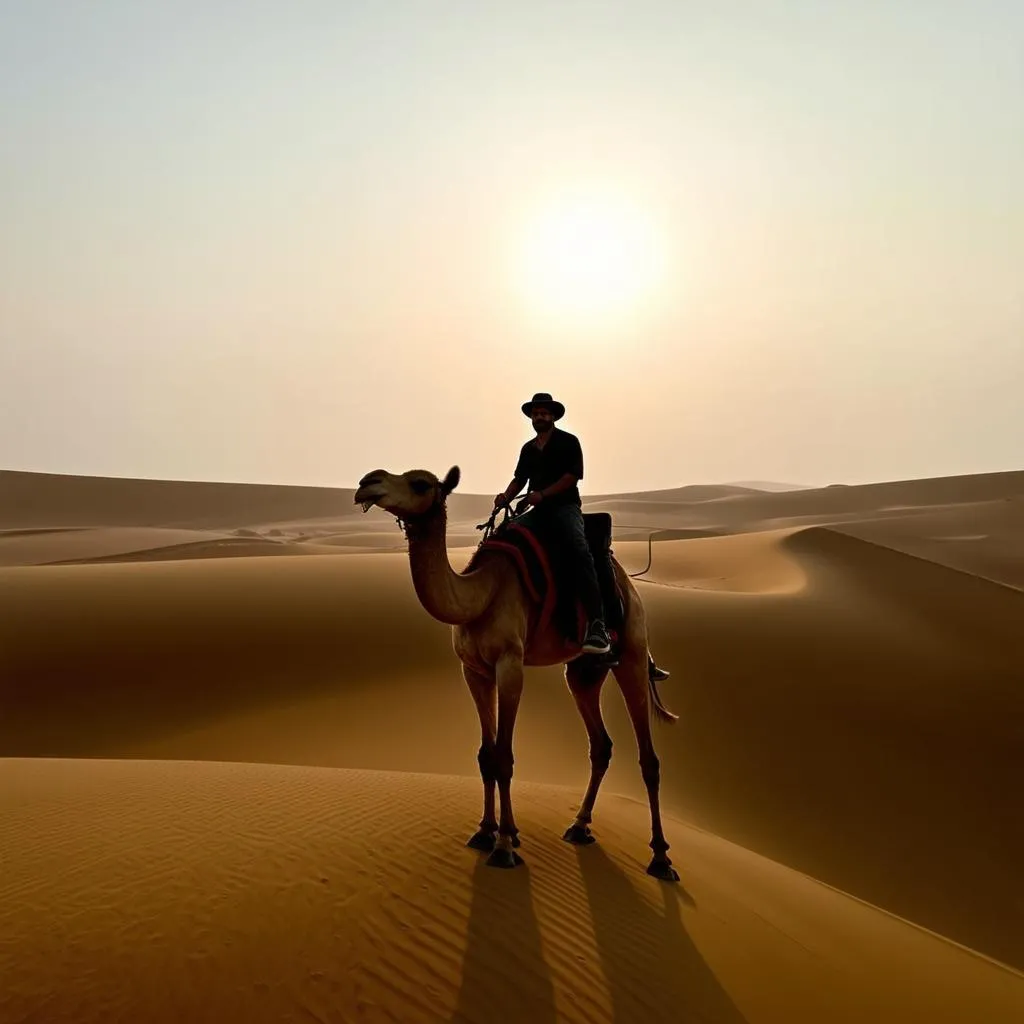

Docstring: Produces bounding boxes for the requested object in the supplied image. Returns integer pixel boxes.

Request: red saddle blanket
[469,513,620,649]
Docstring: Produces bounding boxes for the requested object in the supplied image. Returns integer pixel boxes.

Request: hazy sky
[2,1,1021,494]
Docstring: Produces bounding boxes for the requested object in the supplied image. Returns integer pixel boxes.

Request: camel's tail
[648,672,678,724]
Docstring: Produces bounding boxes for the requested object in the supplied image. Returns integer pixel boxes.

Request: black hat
[521,392,565,420]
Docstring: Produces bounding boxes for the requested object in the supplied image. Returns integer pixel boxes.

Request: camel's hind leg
[462,664,502,853]
[562,658,613,846]
[613,646,679,882]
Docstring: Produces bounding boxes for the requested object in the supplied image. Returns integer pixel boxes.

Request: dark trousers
[526,502,614,626]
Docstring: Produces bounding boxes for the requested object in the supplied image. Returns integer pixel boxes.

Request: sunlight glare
[516,191,667,327]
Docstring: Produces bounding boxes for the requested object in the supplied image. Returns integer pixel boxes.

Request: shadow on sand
[576,844,749,1024]
[451,854,557,1024]
[451,841,747,1024]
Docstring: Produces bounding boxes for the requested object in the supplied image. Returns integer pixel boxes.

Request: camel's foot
[486,846,525,869]
[466,829,497,852]
[469,829,520,854]
[646,856,680,883]
[562,822,596,845]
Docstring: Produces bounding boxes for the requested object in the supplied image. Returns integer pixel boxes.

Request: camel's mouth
[354,484,386,513]
[354,494,381,513]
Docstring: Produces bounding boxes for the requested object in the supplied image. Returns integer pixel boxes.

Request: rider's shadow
[575,844,749,1024]
[450,855,557,1024]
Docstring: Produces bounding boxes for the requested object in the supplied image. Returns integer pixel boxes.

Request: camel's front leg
[462,664,500,852]
[487,651,525,869]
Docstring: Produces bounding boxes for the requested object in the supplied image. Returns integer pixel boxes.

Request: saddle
[471,510,624,649]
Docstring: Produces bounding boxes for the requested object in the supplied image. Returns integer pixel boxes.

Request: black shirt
[514,427,585,507]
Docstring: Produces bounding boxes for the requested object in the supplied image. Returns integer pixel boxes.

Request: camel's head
[354,465,461,521]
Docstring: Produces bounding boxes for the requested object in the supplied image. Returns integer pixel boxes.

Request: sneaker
[649,664,670,682]
[581,620,612,655]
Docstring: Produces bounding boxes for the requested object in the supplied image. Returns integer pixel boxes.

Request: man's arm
[496,473,528,507]
[497,445,530,505]
[539,472,578,499]
[498,477,526,503]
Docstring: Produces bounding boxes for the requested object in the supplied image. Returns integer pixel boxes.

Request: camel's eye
[410,479,433,495]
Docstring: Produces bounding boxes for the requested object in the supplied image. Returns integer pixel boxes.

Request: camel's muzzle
[354,493,381,513]
[354,477,386,512]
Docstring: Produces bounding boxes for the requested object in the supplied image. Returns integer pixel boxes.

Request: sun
[515,191,666,326]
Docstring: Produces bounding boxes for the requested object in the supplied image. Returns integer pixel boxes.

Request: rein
[475,496,530,542]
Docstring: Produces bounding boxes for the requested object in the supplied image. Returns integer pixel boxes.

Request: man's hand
[527,490,544,506]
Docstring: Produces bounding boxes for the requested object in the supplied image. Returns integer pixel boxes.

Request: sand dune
[6,465,1021,562]
[0,525,352,566]
[3,759,1021,1024]
[726,479,815,492]
[0,468,496,532]
[2,530,1021,970]
[2,465,1023,1019]
[0,469,361,530]
[612,529,807,592]
[834,497,1024,589]
[697,469,1024,530]
[587,483,766,503]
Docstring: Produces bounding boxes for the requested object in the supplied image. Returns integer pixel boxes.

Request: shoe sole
[581,641,611,655]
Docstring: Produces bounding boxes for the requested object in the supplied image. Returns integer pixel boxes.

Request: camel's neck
[404,505,494,626]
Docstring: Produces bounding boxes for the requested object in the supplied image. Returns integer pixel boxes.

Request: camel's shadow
[576,843,748,1023]
[451,854,557,1024]
[451,840,747,1024]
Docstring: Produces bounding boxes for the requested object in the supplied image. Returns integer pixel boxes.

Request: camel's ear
[440,465,460,497]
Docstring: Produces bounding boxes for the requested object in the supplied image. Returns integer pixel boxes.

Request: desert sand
[2,466,1023,1022]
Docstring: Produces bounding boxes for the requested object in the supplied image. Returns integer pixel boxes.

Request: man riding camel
[493,392,669,681]
[494,392,615,655]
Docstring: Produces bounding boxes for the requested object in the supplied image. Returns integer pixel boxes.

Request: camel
[354,464,680,882]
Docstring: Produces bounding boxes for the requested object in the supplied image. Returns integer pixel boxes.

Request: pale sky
[2,1,1021,494]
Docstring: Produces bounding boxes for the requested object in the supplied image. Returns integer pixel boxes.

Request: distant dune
[588,483,766,503]
[0,469,363,530]
[726,479,816,492]
[2,464,1023,1020]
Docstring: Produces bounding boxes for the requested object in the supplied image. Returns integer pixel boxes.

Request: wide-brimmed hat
[521,392,565,420]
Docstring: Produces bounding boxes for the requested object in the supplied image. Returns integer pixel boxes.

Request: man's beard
[534,419,553,433]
